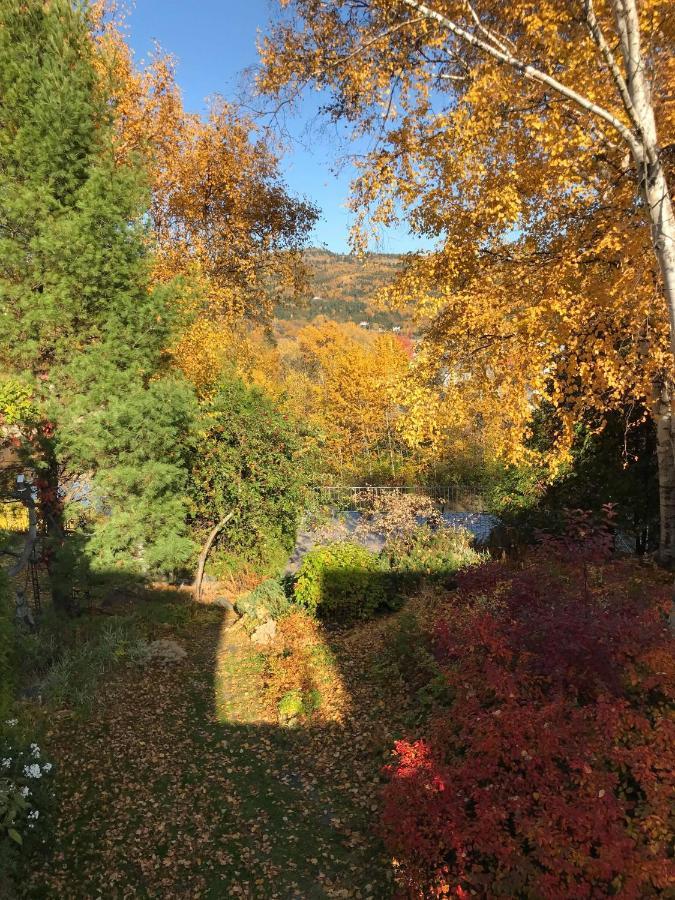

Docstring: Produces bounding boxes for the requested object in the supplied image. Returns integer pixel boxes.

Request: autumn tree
[276,319,412,479]
[93,8,317,335]
[259,0,675,559]
[85,7,321,575]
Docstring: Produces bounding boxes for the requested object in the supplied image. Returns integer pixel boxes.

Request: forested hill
[275,248,407,329]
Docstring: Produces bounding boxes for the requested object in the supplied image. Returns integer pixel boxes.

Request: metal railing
[312,484,485,511]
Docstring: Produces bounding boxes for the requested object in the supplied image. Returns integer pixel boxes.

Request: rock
[145,639,187,663]
[250,619,277,646]
[212,596,236,613]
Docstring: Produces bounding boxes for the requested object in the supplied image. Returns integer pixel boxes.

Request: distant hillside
[275,248,408,330]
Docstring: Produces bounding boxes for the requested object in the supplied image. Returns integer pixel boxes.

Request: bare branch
[464,0,514,54]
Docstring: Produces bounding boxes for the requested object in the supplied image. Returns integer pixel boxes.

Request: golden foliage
[91,1,317,383]
[276,319,412,477]
[259,0,675,465]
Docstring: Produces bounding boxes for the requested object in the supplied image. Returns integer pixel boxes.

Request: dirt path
[23,605,402,898]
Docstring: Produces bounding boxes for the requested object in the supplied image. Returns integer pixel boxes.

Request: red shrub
[381,517,674,897]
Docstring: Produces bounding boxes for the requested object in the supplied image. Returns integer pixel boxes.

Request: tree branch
[401,0,643,161]
[583,0,642,134]
[464,0,513,54]
[193,511,235,602]
[321,16,425,74]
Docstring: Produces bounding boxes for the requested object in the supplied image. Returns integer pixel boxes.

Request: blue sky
[127,0,429,253]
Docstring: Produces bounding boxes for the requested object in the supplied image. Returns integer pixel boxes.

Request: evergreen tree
[0,0,196,599]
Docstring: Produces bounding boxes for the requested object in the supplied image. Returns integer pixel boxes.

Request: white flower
[42,762,52,773]
[1,758,11,769]
[28,809,39,820]
[19,786,30,798]
[23,763,42,779]
[4,719,17,727]
[30,743,40,759]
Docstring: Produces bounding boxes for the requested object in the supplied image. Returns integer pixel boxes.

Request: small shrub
[355,491,443,540]
[235,579,290,621]
[278,689,304,724]
[0,719,54,880]
[294,541,388,621]
[385,525,481,583]
[277,688,321,725]
[381,518,674,898]
[40,622,146,709]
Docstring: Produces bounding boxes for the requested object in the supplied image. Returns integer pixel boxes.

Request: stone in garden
[250,619,277,645]
[212,596,236,613]
[145,639,187,662]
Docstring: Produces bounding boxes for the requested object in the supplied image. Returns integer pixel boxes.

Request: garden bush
[380,518,674,898]
[235,579,290,621]
[293,541,389,621]
[384,525,482,584]
[190,377,310,578]
[0,718,54,882]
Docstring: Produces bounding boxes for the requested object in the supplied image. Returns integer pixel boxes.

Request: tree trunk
[40,453,73,613]
[8,477,38,579]
[618,0,675,566]
[193,512,234,602]
[643,162,675,341]
[651,379,675,566]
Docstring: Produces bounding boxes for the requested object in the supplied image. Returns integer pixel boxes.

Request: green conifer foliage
[0,0,196,589]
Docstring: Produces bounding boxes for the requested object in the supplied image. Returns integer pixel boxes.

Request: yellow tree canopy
[91,3,317,388]
[259,0,675,464]
[273,319,412,478]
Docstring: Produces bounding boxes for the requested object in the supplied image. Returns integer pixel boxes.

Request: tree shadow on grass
[17,567,447,898]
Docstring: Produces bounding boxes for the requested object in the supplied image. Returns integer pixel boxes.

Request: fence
[312,484,485,512]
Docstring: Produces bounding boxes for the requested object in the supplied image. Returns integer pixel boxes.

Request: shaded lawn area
[20,598,426,898]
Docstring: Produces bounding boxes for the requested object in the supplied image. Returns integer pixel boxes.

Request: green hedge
[293,542,389,622]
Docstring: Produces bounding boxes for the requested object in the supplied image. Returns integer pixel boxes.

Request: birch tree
[260,0,675,559]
